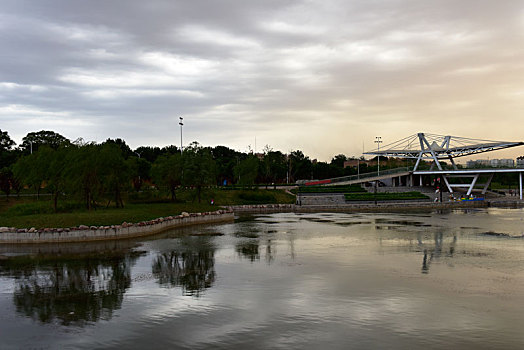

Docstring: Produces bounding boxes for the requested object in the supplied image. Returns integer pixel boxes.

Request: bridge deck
[311,167,524,187]
[308,167,524,199]
[414,168,524,175]
[319,171,411,186]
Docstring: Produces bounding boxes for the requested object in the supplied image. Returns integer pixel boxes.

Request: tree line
[0,129,376,210]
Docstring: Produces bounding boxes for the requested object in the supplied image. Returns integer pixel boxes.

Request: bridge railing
[306,167,413,186]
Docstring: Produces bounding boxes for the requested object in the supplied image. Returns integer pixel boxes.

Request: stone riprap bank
[0,209,234,244]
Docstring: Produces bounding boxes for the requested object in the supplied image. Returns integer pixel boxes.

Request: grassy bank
[0,188,295,229]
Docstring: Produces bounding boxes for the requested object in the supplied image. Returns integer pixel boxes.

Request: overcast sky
[1,0,524,161]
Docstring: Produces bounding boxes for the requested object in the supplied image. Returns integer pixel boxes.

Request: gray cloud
[2,0,524,160]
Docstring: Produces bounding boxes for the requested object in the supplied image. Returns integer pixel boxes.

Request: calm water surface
[2,208,524,349]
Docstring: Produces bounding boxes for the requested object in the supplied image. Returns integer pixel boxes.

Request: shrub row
[344,191,429,201]
[298,185,365,193]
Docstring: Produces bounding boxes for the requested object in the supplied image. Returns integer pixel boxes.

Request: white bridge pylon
[364,132,523,171]
[363,132,524,197]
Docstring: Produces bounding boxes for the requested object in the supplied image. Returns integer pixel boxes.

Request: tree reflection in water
[235,238,278,264]
[152,236,216,297]
[0,251,143,325]
[236,241,260,262]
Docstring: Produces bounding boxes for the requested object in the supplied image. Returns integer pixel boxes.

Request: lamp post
[375,136,382,176]
[179,117,184,155]
[135,152,141,184]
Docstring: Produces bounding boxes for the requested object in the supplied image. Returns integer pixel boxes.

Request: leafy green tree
[289,150,312,182]
[312,161,332,180]
[0,129,17,168]
[102,138,133,159]
[0,129,15,151]
[13,146,70,211]
[98,143,129,208]
[65,144,102,210]
[152,153,182,201]
[13,153,45,199]
[10,175,22,197]
[134,146,163,163]
[330,154,347,168]
[211,145,238,186]
[127,156,151,192]
[261,145,273,188]
[234,154,259,188]
[183,142,215,203]
[327,154,347,177]
[160,145,179,156]
[38,146,69,212]
[261,146,287,188]
[19,130,70,154]
[0,167,13,199]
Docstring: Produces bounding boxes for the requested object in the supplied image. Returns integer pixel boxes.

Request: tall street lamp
[375,136,382,176]
[179,117,184,155]
[135,152,142,183]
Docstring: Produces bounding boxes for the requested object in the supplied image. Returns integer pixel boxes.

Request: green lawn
[0,188,295,229]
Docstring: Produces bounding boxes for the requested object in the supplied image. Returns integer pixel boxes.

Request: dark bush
[344,191,429,201]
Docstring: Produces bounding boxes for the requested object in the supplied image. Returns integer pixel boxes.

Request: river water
[1,208,524,349]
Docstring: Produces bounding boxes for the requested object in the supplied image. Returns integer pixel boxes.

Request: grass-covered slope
[0,189,295,229]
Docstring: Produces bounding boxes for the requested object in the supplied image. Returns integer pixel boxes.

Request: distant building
[517,156,524,168]
[466,160,476,168]
[476,159,491,167]
[467,159,514,168]
[493,159,514,167]
[343,159,376,168]
[344,157,415,168]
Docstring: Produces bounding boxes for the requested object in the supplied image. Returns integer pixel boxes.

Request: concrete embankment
[1,200,522,244]
[0,209,234,244]
[232,200,524,214]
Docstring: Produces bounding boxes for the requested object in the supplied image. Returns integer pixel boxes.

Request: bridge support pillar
[519,172,522,200]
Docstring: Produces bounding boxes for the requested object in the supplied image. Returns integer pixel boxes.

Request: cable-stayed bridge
[303,133,524,199]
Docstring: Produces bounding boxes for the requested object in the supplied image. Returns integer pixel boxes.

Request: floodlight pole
[179,117,184,155]
[135,152,141,182]
[375,136,382,176]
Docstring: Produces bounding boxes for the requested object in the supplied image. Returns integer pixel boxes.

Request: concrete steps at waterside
[296,194,347,206]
